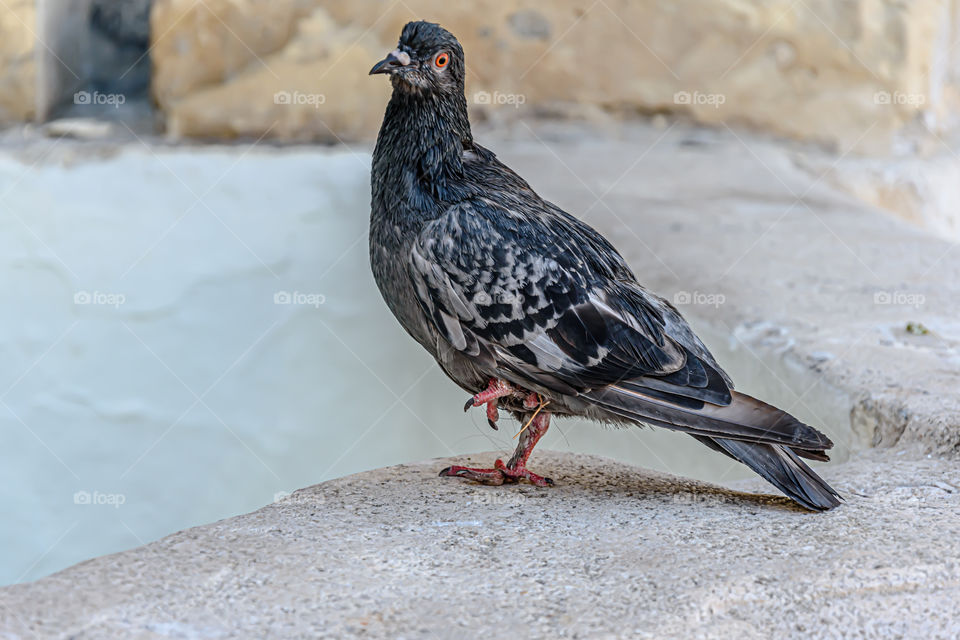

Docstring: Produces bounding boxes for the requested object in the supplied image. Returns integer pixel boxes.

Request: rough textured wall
[150,0,960,152]
[0,0,37,123]
[35,0,94,120]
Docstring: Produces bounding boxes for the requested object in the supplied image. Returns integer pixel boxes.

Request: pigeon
[368,21,841,511]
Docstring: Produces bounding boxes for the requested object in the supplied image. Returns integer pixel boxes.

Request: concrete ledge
[2,450,958,639]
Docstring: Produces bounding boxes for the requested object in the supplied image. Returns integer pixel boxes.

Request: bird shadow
[557,469,809,513]
[433,452,811,514]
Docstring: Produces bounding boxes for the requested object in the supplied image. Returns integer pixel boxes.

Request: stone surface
[41,116,117,139]
[796,149,960,244]
[150,0,392,142]
[150,0,960,152]
[1,450,959,639]
[0,0,37,123]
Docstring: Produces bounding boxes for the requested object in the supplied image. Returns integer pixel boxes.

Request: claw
[465,392,501,429]
[465,378,518,429]
[485,401,499,429]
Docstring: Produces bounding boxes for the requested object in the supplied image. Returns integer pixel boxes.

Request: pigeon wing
[407,200,712,396]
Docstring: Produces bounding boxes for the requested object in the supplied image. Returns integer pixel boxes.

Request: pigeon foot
[464,377,539,430]
[440,407,552,487]
[439,460,554,487]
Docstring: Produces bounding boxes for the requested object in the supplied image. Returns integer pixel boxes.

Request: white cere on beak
[392,49,412,66]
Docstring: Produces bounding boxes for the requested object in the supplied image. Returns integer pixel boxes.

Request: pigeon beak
[369,49,412,75]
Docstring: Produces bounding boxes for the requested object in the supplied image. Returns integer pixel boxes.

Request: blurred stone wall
[0,0,153,123]
[2,1,959,154]
[149,0,960,153]
[0,0,36,122]
[35,0,94,121]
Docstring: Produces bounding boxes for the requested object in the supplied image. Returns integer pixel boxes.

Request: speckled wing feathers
[407,199,718,397]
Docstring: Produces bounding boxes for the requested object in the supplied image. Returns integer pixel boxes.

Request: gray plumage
[369,21,840,511]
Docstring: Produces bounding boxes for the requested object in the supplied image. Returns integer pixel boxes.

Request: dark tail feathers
[586,386,842,511]
[692,435,841,511]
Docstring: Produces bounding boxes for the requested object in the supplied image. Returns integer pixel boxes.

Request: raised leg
[464,377,539,430]
[440,410,553,487]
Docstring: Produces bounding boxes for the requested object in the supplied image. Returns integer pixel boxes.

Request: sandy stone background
[3,1,960,152]
[150,0,960,152]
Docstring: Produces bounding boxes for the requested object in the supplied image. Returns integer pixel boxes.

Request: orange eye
[434,52,449,68]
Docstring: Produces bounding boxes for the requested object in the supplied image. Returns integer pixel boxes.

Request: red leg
[463,377,525,430]
[465,378,516,408]
[440,410,553,487]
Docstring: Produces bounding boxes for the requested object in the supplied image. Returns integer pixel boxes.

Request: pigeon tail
[586,386,841,510]
[692,435,841,511]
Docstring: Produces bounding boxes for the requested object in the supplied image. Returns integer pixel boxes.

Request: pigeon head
[369,21,465,96]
